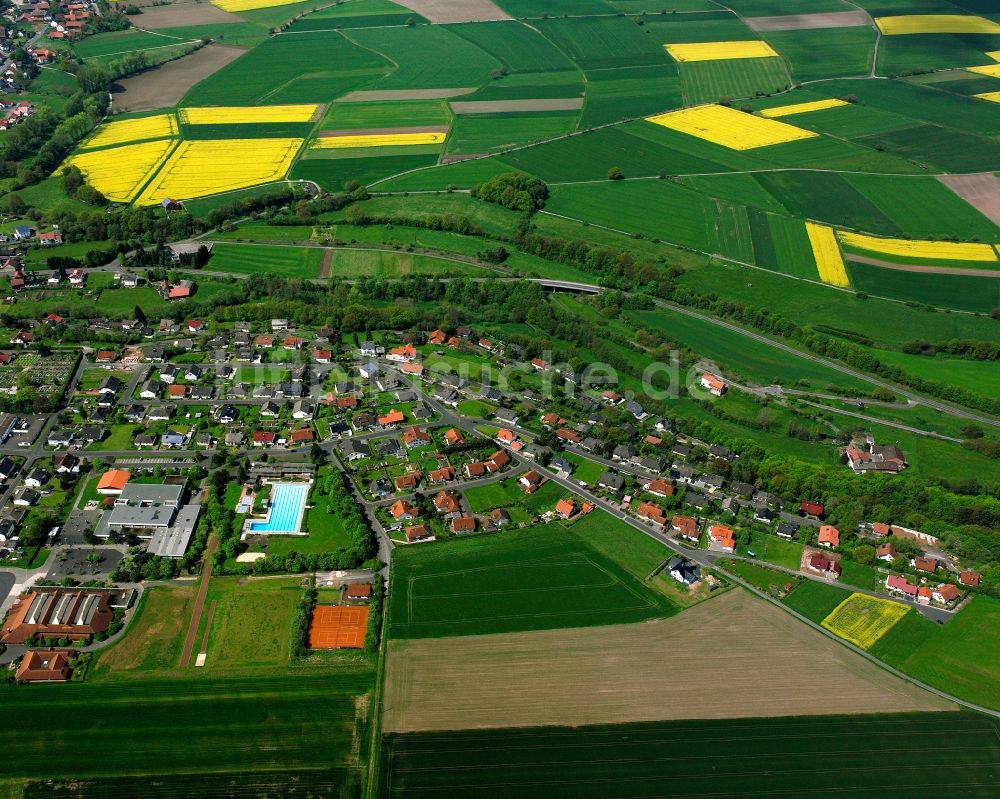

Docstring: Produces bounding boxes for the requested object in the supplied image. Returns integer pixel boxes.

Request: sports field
[380,712,1000,798]
[386,522,678,639]
[309,604,369,649]
[821,593,909,649]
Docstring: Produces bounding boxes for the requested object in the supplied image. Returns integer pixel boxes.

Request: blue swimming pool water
[249,482,308,533]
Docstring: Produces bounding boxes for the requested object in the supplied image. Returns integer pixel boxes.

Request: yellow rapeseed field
[211,0,302,11]
[180,105,319,124]
[984,50,1000,62]
[760,99,848,118]
[664,40,779,62]
[837,231,999,262]
[310,131,447,149]
[875,14,1000,35]
[64,139,177,203]
[967,63,1000,78]
[646,104,817,150]
[805,222,851,288]
[134,138,303,205]
[821,593,909,649]
[976,90,1000,104]
[82,114,177,150]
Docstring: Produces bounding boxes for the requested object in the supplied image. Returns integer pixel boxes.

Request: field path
[847,253,1000,277]
[180,536,217,667]
[318,248,333,279]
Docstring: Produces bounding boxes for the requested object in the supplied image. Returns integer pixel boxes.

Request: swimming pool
[248,482,308,534]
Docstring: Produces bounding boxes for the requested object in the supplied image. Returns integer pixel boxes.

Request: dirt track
[847,253,1000,277]
[746,10,871,31]
[451,98,584,114]
[938,173,1000,227]
[112,44,246,113]
[339,88,477,102]
[179,536,217,667]
[383,589,951,733]
[391,0,510,23]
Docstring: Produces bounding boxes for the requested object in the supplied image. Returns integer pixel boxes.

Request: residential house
[817,525,840,548]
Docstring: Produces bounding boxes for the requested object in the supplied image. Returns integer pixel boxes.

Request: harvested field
[112,43,246,113]
[309,605,368,649]
[745,11,871,32]
[129,0,239,28]
[382,589,951,733]
[451,98,583,113]
[938,172,1000,227]
[338,87,477,102]
[391,0,510,24]
[847,253,1000,277]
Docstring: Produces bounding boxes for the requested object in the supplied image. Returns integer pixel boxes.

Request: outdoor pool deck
[244,481,310,536]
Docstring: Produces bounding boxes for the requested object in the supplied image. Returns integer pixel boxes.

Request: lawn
[263,505,354,556]
[380,713,1000,797]
[387,521,677,638]
[872,595,1000,711]
[200,576,303,668]
[782,579,851,623]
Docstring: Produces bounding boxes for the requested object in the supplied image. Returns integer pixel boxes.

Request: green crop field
[446,111,579,154]
[579,65,681,127]
[679,57,789,105]
[450,21,577,73]
[782,579,851,623]
[209,243,324,278]
[183,31,392,106]
[846,261,1000,314]
[387,521,677,639]
[380,713,1000,797]
[764,27,875,82]
[532,16,670,70]
[321,100,452,130]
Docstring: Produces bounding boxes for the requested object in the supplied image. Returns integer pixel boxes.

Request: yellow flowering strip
[837,231,998,262]
[875,14,1000,35]
[984,50,1000,62]
[311,131,447,149]
[975,90,1000,104]
[64,139,177,203]
[82,114,177,150]
[968,63,1000,78]
[180,105,319,124]
[211,0,302,11]
[134,138,303,205]
[664,40,779,62]
[822,594,909,649]
[760,99,848,118]
[805,222,850,288]
[646,104,817,150]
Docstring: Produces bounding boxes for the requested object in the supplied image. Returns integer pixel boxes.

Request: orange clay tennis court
[309,605,369,649]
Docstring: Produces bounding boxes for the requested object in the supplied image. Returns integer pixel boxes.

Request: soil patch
[391,0,510,23]
[132,1,240,28]
[937,172,1000,227]
[383,589,951,733]
[746,10,871,32]
[338,87,477,102]
[451,97,584,114]
[318,248,332,278]
[847,253,1000,277]
[112,43,246,113]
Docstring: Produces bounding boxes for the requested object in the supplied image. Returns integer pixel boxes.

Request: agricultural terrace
[180,104,320,124]
[134,138,302,205]
[646,105,817,150]
[805,222,851,287]
[760,99,847,117]
[664,41,779,62]
[64,139,177,203]
[821,593,910,649]
[876,15,1000,35]
[82,114,178,149]
[837,231,999,264]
